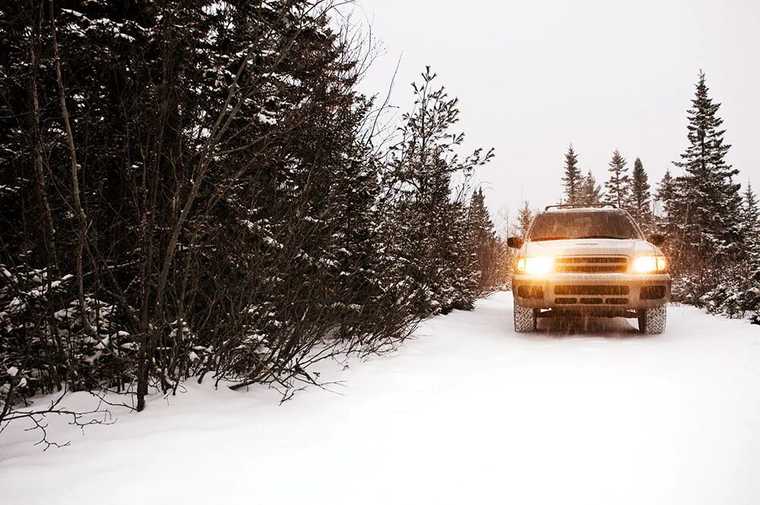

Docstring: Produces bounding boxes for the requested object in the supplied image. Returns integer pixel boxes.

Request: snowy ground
[2,291,760,505]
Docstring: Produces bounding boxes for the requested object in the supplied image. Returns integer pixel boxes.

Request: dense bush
[0,0,506,428]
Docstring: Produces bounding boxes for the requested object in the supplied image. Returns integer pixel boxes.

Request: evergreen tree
[579,171,603,206]
[630,158,652,227]
[655,170,678,248]
[744,187,760,323]
[738,185,760,322]
[656,170,676,216]
[672,72,742,258]
[740,183,759,244]
[703,184,760,318]
[562,144,582,205]
[667,71,743,304]
[516,201,534,238]
[384,67,493,314]
[603,150,630,208]
[468,188,501,292]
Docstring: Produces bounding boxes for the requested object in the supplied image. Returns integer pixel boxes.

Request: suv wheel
[513,298,537,333]
[638,306,667,335]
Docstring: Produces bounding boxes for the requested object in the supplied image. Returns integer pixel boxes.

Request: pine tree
[744,186,760,322]
[672,72,742,257]
[630,158,652,227]
[703,183,760,317]
[669,71,743,304]
[385,67,493,314]
[603,150,630,208]
[655,170,678,247]
[739,185,760,320]
[516,201,534,238]
[562,144,582,205]
[740,183,759,243]
[579,171,603,206]
[656,170,675,216]
[468,188,501,292]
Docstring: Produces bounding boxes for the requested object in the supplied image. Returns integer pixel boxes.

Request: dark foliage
[0,1,497,432]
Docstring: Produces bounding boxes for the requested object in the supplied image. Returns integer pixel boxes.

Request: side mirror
[649,234,666,246]
[507,236,524,249]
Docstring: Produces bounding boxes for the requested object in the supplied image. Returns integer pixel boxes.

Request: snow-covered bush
[0,263,136,403]
[0,0,498,429]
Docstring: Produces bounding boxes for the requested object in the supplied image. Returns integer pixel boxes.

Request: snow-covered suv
[507,206,671,334]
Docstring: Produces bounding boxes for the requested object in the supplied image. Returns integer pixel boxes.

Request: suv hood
[523,238,658,258]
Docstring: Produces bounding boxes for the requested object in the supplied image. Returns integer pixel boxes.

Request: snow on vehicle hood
[522,238,659,258]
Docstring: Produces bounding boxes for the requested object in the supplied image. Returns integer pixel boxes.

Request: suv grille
[555,256,628,273]
[554,285,629,296]
[553,285,631,306]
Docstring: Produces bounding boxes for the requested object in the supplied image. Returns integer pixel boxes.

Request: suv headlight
[516,256,554,276]
[631,255,668,274]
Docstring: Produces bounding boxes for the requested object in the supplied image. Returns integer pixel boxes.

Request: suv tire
[513,298,537,333]
[638,306,667,335]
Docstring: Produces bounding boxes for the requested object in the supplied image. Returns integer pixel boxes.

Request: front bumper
[512,272,671,313]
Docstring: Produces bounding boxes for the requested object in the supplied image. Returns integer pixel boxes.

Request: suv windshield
[529,211,641,241]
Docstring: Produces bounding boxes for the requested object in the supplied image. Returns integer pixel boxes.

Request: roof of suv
[543,207,622,214]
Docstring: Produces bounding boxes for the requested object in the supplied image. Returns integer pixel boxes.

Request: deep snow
[2,291,760,504]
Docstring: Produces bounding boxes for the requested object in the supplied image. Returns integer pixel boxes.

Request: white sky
[351,0,760,224]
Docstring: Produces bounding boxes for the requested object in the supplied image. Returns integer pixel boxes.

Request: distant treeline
[0,0,508,428]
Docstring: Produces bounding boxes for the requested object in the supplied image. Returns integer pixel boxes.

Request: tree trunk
[49,0,93,336]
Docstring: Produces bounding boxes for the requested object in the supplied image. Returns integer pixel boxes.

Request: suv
[507,205,671,334]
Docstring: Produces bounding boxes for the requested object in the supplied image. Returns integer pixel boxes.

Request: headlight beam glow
[516,256,554,276]
[632,255,668,274]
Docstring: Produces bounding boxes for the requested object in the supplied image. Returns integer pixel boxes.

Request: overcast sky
[351,0,759,226]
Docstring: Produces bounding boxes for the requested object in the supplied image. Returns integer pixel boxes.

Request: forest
[1,0,757,439]
[0,0,507,430]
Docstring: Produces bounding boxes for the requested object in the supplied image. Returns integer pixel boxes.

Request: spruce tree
[656,170,675,215]
[468,188,500,292]
[385,67,493,314]
[579,171,603,206]
[669,71,743,303]
[630,158,652,226]
[671,72,742,266]
[743,185,760,323]
[516,201,534,238]
[741,183,760,264]
[562,144,582,205]
[704,183,760,317]
[603,150,630,208]
[655,170,678,246]
[740,183,759,240]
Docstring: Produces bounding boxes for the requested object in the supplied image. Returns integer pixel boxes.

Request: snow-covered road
[2,291,760,504]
